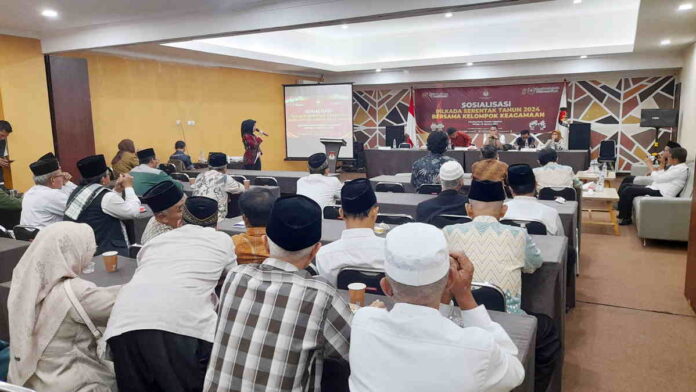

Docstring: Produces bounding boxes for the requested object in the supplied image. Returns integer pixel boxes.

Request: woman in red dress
[241,119,263,170]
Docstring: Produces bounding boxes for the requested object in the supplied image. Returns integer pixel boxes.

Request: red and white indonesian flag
[406,92,419,148]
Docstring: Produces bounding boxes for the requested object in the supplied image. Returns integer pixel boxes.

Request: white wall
[679,43,696,156]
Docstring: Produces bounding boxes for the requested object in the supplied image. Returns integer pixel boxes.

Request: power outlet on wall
[176,120,182,126]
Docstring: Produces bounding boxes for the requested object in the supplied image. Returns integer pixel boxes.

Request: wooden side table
[581,187,620,236]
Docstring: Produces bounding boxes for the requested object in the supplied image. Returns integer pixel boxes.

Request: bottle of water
[590,159,598,173]
[597,172,605,192]
[601,162,607,176]
[392,138,396,149]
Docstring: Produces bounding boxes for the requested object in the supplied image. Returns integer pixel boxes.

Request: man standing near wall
[0,120,13,184]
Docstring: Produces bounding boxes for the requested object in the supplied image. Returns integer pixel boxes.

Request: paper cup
[102,251,119,272]
[243,179,251,190]
[348,282,367,306]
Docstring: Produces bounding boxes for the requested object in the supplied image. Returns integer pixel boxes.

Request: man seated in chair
[348,223,524,392]
[192,152,244,221]
[446,127,471,148]
[231,187,278,264]
[512,129,536,150]
[20,152,77,228]
[140,180,186,244]
[503,164,564,235]
[130,148,183,196]
[533,148,582,192]
[619,141,681,190]
[471,145,508,183]
[415,161,468,224]
[297,152,343,209]
[411,130,454,189]
[170,140,194,170]
[316,178,384,286]
[617,147,688,226]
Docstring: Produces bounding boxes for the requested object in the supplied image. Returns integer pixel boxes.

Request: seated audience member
[513,129,536,149]
[170,140,194,170]
[415,161,469,224]
[411,130,454,189]
[20,152,77,228]
[204,195,353,392]
[349,223,524,392]
[316,178,384,286]
[471,145,508,182]
[106,196,236,392]
[140,181,186,244]
[533,148,582,192]
[446,127,471,148]
[8,222,121,391]
[231,187,278,264]
[620,141,682,189]
[543,130,564,151]
[297,152,343,209]
[485,125,505,150]
[504,164,564,235]
[130,148,183,196]
[443,180,559,391]
[64,154,141,256]
[0,188,21,213]
[192,152,244,220]
[111,139,139,177]
[617,147,688,225]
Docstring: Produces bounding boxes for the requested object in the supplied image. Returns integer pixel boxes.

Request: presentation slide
[284,84,354,159]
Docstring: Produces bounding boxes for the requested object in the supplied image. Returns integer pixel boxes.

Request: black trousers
[528,312,562,392]
[617,176,661,219]
[109,330,212,392]
[243,158,261,170]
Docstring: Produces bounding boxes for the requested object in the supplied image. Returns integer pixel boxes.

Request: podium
[320,138,347,173]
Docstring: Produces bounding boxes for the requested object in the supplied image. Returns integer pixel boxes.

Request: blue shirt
[170,150,194,170]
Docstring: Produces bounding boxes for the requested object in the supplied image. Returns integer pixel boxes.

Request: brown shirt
[472,159,508,183]
[112,151,139,177]
[231,226,269,264]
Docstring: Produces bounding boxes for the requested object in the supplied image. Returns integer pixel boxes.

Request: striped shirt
[203,258,352,392]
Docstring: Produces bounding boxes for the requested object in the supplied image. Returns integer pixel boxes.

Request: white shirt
[315,228,386,286]
[647,162,688,197]
[533,162,577,192]
[349,304,524,392]
[296,174,342,209]
[20,182,77,228]
[504,196,564,236]
[104,225,236,343]
[101,187,141,220]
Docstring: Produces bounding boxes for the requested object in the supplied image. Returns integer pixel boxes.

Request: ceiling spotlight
[580,55,588,59]
[573,0,582,4]
[41,9,58,18]
[466,62,474,66]
[444,12,453,18]
[341,24,348,29]
[660,39,672,45]
[375,68,382,73]
[678,3,693,11]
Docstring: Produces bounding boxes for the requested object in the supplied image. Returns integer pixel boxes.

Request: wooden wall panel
[686,178,696,313]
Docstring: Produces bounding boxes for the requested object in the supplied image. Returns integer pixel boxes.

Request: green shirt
[0,189,22,211]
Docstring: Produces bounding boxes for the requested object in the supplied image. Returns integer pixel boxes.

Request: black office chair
[598,140,617,171]
[323,205,342,220]
[13,226,40,241]
[500,219,548,235]
[538,187,577,201]
[336,268,385,295]
[159,163,177,175]
[129,244,143,259]
[232,175,247,184]
[305,263,319,276]
[168,159,185,172]
[0,209,20,232]
[430,214,471,229]
[398,143,411,149]
[472,283,506,312]
[0,225,12,239]
[417,184,442,195]
[374,182,405,193]
[376,213,414,225]
[170,172,190,182]
[254,176,279,187]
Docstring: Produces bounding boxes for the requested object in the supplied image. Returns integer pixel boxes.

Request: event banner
[414,83,563,133]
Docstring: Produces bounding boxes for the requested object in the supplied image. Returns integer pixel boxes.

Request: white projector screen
[284,83,354,159]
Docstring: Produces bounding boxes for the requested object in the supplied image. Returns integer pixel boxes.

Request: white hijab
[7,222,97,385]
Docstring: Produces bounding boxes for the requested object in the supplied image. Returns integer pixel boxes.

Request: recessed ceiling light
[580,55,588,59]
[660,39,672,45]
[466,62,474,66]
[341,24,348,29]
[375,68,382,73]
[678,3,693,11]
[41,9,58,18]
[444,12,453,18]
[573,0,582,4]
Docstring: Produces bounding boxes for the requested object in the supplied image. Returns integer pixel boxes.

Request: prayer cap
[30,154,59,176]
[341,179,376,214]
[385,223,449,286]
[308,153,327,169]
[439,161,464,181]
[136,148,156,160]
[208,152,227,168]
[76,155,108,179]
[468,180,506,202]
[183,196,219,227]
[142,180,185,213]
[38,152,56,161]
[507,164,536,194]
[266,195,321,251]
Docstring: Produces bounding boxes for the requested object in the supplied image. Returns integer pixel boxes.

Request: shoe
[618,218,632,226]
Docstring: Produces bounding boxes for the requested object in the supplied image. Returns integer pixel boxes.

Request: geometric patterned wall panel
[353,89,411,148]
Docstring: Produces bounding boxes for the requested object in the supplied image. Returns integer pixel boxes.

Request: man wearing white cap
[415,161,469,224]
[349,223,524,392]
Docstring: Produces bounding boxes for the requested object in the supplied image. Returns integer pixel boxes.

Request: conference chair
[323,205,342,220]
[232,175,247,184]
[0,225,12,239]
[170,172,190,182]
[398,143,411,149]
[376,213,414,225]
[451,282,506,312]
[254,177,279,187]
[500,219,548,235]
[12,225,39,241]
[305,263,319,276]
[159,163,177,175]
[0,210,20,235]
[538,187,577,201]
[0,381,36,392]
[430,214,472,229]
[168,159,185,172]
[129,244,143,259]
[598,140,617,171]
[374,182,405,193]
[336,267,385,295]
[417,184,442,195]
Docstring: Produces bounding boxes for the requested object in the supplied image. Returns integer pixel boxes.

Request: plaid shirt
[204,258,352,392]
[231,227,269,264]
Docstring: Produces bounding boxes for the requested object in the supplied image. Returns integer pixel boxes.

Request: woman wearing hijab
[241,119,263,170]
[8,222,121,391]
[111,139,138,176]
